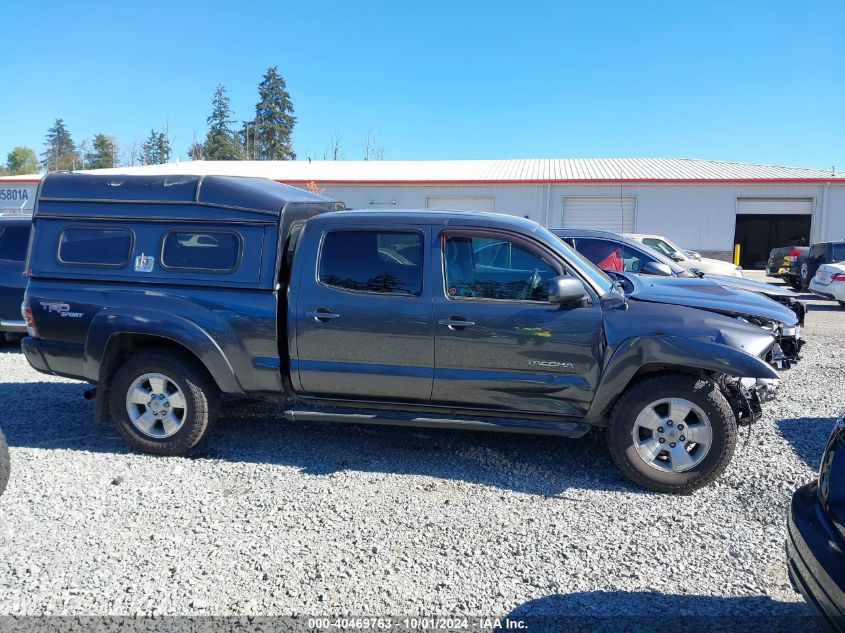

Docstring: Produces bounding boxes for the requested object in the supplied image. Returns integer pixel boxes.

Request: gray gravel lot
[0,275,842,629]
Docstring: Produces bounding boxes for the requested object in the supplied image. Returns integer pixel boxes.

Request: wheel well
[95,334,218,423]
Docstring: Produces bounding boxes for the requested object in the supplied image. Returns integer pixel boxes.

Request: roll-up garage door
[562,196,635,232]
[736,199,812,215]
[426,196,495,212]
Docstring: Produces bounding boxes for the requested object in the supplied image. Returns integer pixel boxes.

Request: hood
[625,275,799,326]
[701,273,798,298]
[687,257,741,277]
[602,297,777,359]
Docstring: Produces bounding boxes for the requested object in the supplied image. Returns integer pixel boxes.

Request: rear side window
[161,231,241,272]
[0,224,30,262]
[830,243,845,262]
[319,230,423,295]
[59,227,133,267]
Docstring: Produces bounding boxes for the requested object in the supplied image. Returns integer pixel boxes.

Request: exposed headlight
[780,325,800,338]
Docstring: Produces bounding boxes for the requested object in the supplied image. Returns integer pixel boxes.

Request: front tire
[109,350,219,456]
[607,375,737,494]
[0,427,9,497]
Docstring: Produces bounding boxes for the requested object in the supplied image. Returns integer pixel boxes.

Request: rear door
[293,224,434,402]
[432,228,603,417]
[0,221,31,325]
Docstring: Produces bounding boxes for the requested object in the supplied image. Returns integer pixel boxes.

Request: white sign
[0,183,37,214]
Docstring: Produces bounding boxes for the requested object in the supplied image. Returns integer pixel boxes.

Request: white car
[809,262,845,306]
[626,233,743,277]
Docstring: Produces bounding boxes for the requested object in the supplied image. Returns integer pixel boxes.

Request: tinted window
[0,224,30,262]
[572,238,656,274]
[444,235,558,301]
[319,230,422,295]
[162,231,241,272]
[831,244,845,262]
[59,227,132,266]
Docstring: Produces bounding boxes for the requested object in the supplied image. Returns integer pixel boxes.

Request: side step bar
[284,407,591,438]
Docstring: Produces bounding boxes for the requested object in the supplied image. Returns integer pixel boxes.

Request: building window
[58,227,133,267]
[161,231,242,272]
[319,230,423,295]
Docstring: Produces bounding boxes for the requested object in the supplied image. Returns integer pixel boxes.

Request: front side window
[831,244,845,262]
[161,231,241,272]
[642,237,676,258]
[319,230,423,295]
[443,234,558,301]
[572,238,656,274]
[0,224,30,262]
[59,227,133,267]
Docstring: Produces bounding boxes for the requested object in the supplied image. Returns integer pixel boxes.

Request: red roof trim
[0,178,41,183]
[279,178,843,185]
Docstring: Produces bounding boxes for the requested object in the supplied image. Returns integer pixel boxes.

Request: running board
[283,407,591,438]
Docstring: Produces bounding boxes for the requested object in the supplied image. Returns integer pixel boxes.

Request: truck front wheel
[109,350,219,456]
[607,375,737,494]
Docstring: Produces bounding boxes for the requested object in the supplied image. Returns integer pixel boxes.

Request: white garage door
[736,198,813,215]
[426,196,494,212]
[562,196,635,232]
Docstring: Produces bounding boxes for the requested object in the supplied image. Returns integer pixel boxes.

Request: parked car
[21,173,786,493]
[626,233,743,277]
[0,216,31,341]
[809,263,845,307]
[553,229,805,368]
[0,425,8,497]
[767,245,808,289]
[787,414,844,631]
[796,241,845,289]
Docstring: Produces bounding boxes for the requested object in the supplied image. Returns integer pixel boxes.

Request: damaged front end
[737,316,804,370]
[720,375,780,424]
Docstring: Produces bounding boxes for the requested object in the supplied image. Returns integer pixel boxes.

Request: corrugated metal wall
[319,182,844,253]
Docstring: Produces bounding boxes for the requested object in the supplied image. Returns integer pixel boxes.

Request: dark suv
[796,241,845,289]
[0,216,31,341]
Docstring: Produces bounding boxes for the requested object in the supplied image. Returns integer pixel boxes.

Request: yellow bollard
[733,244,741,266]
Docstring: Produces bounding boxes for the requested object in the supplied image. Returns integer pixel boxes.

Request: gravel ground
[0,274,842,629]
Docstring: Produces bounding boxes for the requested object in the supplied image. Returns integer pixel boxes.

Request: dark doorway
[733,214,811,269]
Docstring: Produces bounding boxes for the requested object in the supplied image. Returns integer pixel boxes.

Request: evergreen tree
[248,67,296,160]
[41,118,81,171]
[84,134,119,169]
[5,146,40,175]
[203,84,242,161]
[140,129,171,165]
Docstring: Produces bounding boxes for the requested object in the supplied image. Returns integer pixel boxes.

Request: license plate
[817,272,832,285]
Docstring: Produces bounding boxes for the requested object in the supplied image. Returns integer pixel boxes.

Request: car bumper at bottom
[21,336,52,374]
[786,482,845,632]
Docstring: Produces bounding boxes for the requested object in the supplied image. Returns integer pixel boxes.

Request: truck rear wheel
[109,350,219,456]
[607,375,736,494]
[0,427,9,497]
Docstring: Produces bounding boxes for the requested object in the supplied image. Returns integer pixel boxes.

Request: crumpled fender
[584,335,778,426]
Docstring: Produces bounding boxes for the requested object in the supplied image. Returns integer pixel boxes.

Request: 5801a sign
[0,188,30,202]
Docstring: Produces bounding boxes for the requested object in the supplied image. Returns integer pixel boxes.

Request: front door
[432,230,603,417]
[294,226,434,402]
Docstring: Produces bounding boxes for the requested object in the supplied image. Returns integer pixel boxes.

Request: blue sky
[0,0,842,169]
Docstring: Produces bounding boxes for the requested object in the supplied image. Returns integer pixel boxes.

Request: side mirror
[669,250,685,261]
[548,276,588,305]
[642,261,674,276]
[686,250,702,260]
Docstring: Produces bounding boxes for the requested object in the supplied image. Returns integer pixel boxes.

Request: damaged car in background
[553,229,805,369]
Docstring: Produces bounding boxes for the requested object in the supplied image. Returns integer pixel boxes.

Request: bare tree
[123,139,142,166]
[323,131,343,161]
[361,130,385,161]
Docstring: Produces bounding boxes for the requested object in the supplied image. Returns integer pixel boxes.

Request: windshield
[537,226,615,294]
[641,236,681,257]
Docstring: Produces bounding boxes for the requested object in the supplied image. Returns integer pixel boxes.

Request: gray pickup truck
[21,173,781,493]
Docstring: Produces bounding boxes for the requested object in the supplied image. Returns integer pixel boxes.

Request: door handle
[438,316,476,330]
[306,308,341,322]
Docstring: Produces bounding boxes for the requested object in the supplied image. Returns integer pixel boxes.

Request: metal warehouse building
[2,158,843,267]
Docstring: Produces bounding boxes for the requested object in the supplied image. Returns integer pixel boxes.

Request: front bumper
[787,482,845,632]
[0,318,26,333]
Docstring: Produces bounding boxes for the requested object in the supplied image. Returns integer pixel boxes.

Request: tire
[109,350,219,456]
[0,427,9,497]
[606,374,737,494]
[800,262,810,289]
